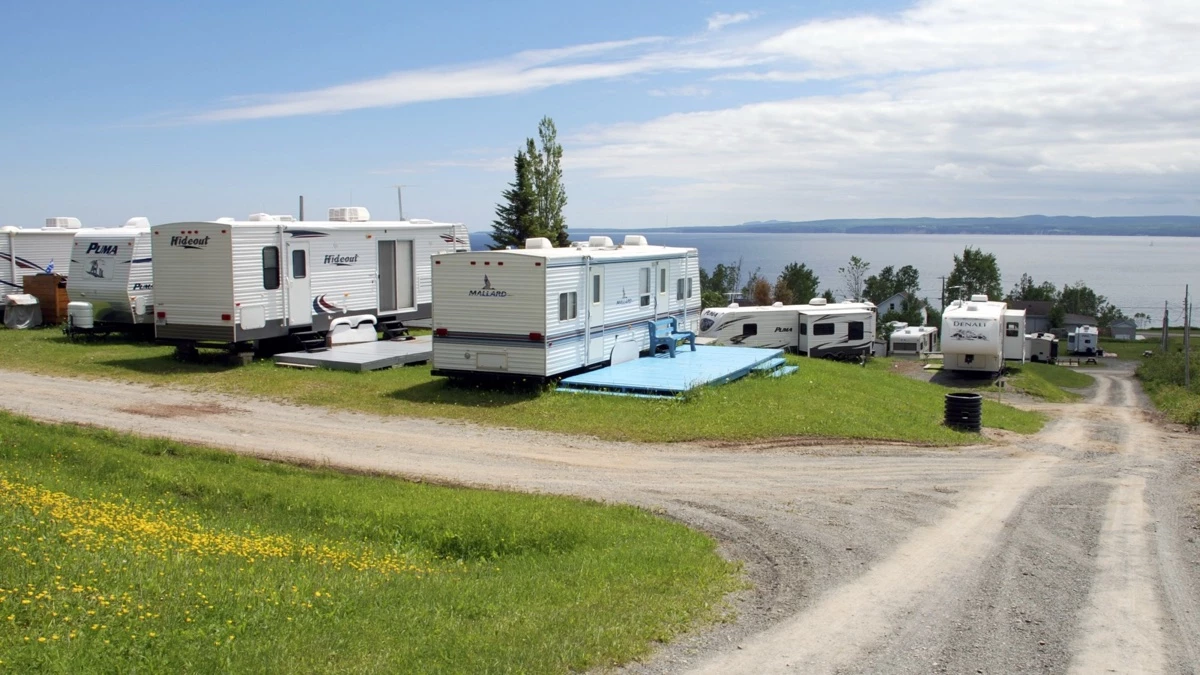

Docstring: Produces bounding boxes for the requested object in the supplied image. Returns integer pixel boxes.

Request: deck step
[291,331,328,353]
[377,317,412,341]
[769,365,799,377]
[752,357,787,372]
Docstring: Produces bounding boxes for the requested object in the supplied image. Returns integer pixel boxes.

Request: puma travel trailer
[430,235,700,379]
[151,208,468,354]
[697,299,877,359]
[66,217,154,330]
[941,295,1026,374]
[1,217,81,293]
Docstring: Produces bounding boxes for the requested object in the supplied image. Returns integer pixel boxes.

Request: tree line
[699,245,1128,329]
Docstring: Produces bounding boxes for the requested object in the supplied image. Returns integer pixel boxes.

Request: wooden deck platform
[557,345,788,397]
[273,336,432,372]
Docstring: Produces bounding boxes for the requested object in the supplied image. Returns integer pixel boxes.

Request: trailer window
[848,321,864,340]
[677,278,685,300]
[639,268,651,307]
[814,323,835,336]
[262,247,280,290]
[592,274,601,304]
[799,323,807,335]
[742,323,758,336]
[558,292,578,321]
[659,267,667,295]
[291,249,307,279]
[688,278,693,298]
[1006,322,1020,337]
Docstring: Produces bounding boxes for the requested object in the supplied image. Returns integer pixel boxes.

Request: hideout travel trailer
[151,208,469,358]
[697,299,877,359]
[1,217,81,294]
[941,295,1025,374]
[1067,325,1100,356]
[66,217,154,332]
[430,235,700,379]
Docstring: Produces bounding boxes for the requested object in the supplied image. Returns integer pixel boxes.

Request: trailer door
[378,240,415,313]
[286,242,311,326]
[588,265,604,362]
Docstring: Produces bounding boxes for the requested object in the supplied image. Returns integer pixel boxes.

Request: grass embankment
[0,329,1043,443]
[1137,350,1200,427]
[0,413,736,672]
[1003,362,1095,403]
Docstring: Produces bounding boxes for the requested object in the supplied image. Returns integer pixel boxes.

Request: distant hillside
[608,215,1200,237]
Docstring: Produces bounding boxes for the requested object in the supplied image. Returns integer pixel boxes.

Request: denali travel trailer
[1068,325,1099,356]
[66,217,154,329]
[430,235,700,379]
[1,217,81,292]
[1027,332,1059,363]
[941,295,1007,374]
[151,209,468,353]
[697,299,877,359]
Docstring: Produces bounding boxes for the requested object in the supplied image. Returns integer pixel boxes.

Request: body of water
[469,232,1198,324]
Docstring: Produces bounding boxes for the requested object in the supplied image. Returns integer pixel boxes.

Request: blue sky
[2,0,1197,231]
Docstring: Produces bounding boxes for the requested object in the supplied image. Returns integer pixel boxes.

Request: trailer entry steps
[556,345,791,397]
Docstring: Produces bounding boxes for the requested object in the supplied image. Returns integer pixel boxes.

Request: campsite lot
[0,413,736,673]
[0,329,1042,443]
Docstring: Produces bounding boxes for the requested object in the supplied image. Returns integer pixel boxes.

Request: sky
[1,0,1197,231]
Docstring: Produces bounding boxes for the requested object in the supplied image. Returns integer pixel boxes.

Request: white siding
[232,226,285,331]
[304,233,379,319]
[152,222,236,332]
[1,230,76,291]
[545,265,585,375]
[67,228,154,324]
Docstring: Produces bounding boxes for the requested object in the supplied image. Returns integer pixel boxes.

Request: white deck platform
[273,336,432,372]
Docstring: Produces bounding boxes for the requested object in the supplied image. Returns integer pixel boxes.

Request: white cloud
[707,12,757,32]
[648,85,712,97]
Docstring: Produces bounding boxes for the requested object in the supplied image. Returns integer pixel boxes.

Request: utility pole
[1162,300,1169,352]
[940,276,948,311]
[1186,285,1191,388]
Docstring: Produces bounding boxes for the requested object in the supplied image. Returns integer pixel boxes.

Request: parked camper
[1067,325,1099,356]
[1,218,81,294]
[151,209,468,354]
[67,217,154,330]
[1027,332,1059,363]
[890,325,939,358]
[698,299,876,359]
[941,295,1008,374]
[430,235,700,379]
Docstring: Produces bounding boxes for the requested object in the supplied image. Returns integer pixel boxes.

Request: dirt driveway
[1,367,1198,673]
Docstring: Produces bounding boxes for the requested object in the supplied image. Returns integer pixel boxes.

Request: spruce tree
[489,151,537,250]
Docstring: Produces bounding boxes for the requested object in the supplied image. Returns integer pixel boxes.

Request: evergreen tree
[531,117,568,246]
[777,262,820,304]
[946,247,1003,300]
[489,151,540,249]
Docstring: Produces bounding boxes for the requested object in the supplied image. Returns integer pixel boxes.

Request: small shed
[1109,318,1137,340]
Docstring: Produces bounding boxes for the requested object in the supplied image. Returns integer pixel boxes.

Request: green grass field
[0,329,1043,443]
[1003,362,1095,402]
[0,413,737,672]
[1137,348,1200,427]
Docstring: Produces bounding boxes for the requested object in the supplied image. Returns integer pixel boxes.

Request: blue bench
[647,317,696,358]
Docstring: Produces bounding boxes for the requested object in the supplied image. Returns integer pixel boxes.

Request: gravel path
[1,366,1197,673]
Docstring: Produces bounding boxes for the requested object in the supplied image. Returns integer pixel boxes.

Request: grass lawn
[1098,337,1179,362]
[0,329,1043,443]
[1137,349,1200,427]
[1002,362,1095,403]
[0,413,738,672]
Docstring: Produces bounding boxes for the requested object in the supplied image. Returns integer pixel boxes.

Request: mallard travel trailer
[1,218,81,293]
[697,299,876,359]
[1067,325,1099,355]
[151,209,468,354]
[941,295,1026,374]
[66,218,154,330]
[430,235,700,379]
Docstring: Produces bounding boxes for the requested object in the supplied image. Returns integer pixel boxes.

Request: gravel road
[1,366,1197,674]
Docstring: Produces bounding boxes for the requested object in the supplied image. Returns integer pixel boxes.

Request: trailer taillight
[434,328,448,337]
[221,314,232,321]
[529,332,544,342]
[156,311,166,319]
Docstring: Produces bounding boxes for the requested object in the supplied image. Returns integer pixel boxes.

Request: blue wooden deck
[557,345,785,397]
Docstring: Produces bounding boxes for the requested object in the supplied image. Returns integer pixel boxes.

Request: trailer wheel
[174,343,199,361]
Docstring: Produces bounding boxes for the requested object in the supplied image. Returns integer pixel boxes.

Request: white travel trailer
[890,325,939,358]
[941,295,1007,374]
[1068,325,1099,355]
[151,208,468,354]
[1027,332,1059,363]
[67,217,154,329]
[1,217,81,293]
[698,299,877,359]
[430,235,700,379]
